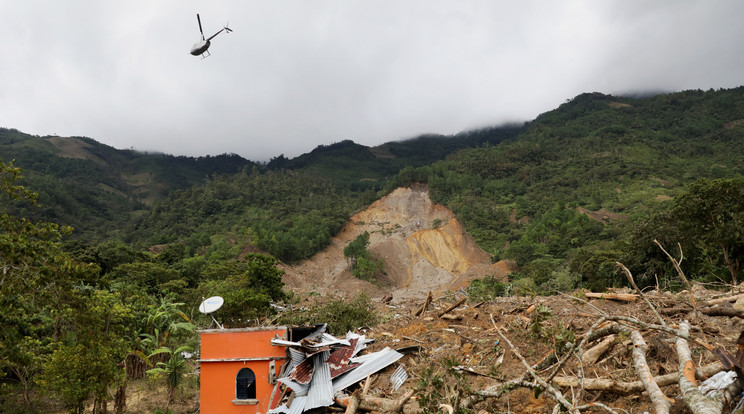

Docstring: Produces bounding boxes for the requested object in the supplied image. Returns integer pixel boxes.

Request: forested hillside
[389,87,744,290]
[0,128,255,239]
[2,86,744,412]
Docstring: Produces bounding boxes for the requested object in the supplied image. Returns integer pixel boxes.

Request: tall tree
[672,177,744,284]
[0,158,99,408]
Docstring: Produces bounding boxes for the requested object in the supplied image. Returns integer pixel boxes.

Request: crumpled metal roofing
[269,328,402,413]
[391,365,408,391]
[332,346,404,392]
[305,350,333,410]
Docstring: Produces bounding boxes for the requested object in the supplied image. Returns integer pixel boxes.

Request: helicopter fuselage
[190,40,211,56]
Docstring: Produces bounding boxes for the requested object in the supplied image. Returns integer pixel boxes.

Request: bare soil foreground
[119,287,744,413]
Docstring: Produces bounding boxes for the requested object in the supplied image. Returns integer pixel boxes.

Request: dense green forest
[2,87,744,412]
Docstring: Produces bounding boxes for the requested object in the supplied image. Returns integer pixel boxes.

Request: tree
[343,231,371,265]
[42,290,133,414]
[672,177,744,284]
[146,345,193,407]
[343,232,384,282]
[0,158,99,409]
[196,253,286,325]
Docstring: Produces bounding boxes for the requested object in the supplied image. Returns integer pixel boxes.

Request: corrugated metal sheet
[281,347,306,378]
[305,350,334,410]
[277,376,309,396]
[271,338,303,347]
[286,395,307,414]
[391,365,408,391]
[333,347,404,392]
[327,338,360,378]
[268,395,307,414]
[345,332,373,357]
[288,356,314,384]
[272,328,403,412]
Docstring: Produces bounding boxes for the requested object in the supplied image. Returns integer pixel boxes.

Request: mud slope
[281,184,514,302]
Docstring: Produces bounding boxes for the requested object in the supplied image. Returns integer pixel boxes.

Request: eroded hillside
[281,184,514,301]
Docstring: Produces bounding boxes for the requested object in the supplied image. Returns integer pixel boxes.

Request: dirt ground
[280,185,514,302]
[117,286,744,414]
[31,285,743,414]
[351,287,744,413]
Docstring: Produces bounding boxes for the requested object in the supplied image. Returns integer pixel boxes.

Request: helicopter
[190,13,232,58]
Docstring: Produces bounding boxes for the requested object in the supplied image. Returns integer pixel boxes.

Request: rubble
[255,283,744,414]
[268,324,403,413]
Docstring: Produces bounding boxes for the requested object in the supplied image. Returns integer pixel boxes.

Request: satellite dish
[199,296,224,314]
[199,296,225,329]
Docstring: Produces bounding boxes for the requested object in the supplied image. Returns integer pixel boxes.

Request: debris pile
[268,324,404,413]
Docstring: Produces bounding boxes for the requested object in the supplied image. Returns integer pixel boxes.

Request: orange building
[198,326,288,414]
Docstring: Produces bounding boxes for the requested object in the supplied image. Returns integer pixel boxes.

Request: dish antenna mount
[199,296,225,329]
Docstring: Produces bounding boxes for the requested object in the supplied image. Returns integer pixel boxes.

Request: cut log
[414,291,433,317]
[700,306,744,318]
[344,393,360,414]
[581,334,616,366]
[552,362,723,394]
[701,292,744,307]
[337,390,417,414]
[585,292,638,302]
[438,297,467,318]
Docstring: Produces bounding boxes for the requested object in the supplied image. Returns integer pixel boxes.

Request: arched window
[236,368,256,400]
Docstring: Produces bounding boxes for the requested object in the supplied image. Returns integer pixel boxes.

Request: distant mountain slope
[0,128,254,239]
[409,87,744,267]
[266,125,524,190]
[3,86,743,273]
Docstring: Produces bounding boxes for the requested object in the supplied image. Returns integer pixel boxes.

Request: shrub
[277,293,378,336]
[467,276,510,301]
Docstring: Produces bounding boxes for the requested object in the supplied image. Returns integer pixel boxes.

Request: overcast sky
[1,1,743,161]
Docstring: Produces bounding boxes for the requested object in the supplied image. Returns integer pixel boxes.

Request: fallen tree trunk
[438,297,467,318]
[336,390,418,414]
[699,306,744,318]
[701,292,744,307]
[414,291,433,317]
[552,362,724,394]
[675,321,738,414]
[581,334,616,366]
[584,292,638,302]
[630,329,672,413]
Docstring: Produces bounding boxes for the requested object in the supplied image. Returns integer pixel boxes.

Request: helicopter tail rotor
[224,22,233,33]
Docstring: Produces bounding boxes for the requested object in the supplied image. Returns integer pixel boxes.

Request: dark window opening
[236,368,256,400]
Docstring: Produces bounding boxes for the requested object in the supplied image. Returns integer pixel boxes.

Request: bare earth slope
[281,184,514,301]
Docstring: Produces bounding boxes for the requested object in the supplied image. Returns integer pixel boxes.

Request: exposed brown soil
[281,184,513,302]
[273,185,744,413]
[44,286,744,414]
[576,207,628,224]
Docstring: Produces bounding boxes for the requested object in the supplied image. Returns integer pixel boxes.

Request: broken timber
[584,292,638,302]
[438,297,467,318]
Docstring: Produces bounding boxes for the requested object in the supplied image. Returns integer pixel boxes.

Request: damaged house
[198,324,404,414]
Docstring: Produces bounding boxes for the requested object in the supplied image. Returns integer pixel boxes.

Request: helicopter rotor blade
[196,13,205,40]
